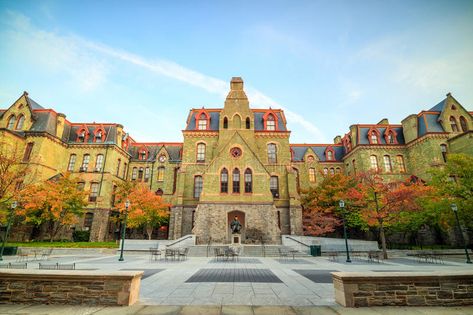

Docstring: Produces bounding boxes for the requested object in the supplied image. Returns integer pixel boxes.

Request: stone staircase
[180,245,310,257]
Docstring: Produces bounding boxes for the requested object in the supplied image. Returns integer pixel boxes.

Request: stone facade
[0,80,472,243]
[333,271,473,307]
[0,270,143,306]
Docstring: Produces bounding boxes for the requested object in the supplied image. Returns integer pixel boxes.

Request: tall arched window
[144,167,150,182]
[131,167,138,180]
[244,168,252,193]
[440,144,447,162]
[116,159,121,176]
[233,114,241,129]
[7,115,16,129]
[266,114,276,131]
[270,176,279,198]
[245,117,251,129]
[15,115,25,130]
[397,155,406,173]
[450,116,459,132]
[196,143,206,162]
[194,176,203,199]
[383,155,392,173]
[309,168,316,182]
[323,168,328,175]
[89,183,99,202]
[95,154,104,171]
[138,167,144,180]
[370,133,378,144]
[220,168,228,193]
[197,113,208,130]
[81,154,90,172]
[232,168,240,193]
[370,155,379,171]
[267,143,277,163]
[157,167,165,181]
[460,116,468,132]
[336,167,341,174]
[329,168,335,175]
[223,117,228,129]
[67,154,76,172]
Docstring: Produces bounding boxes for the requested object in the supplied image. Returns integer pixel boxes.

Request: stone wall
[0,270,142,306]
[332,271,473,307]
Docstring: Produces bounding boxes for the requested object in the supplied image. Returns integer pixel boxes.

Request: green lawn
[5,241,118,248]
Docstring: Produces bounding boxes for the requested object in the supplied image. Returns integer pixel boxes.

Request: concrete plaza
[2,250,473,309]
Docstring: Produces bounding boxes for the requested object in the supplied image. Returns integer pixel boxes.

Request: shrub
[73,230,90,242]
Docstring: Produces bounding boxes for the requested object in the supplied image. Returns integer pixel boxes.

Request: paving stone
[221,305,254,315]
[179,305,221,315]
[136,305,182,315]
[253,306,297,315]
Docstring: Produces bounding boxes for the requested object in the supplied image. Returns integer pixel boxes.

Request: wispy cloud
[1,11,327,142]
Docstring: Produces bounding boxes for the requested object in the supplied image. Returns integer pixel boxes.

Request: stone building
[0,78,472,243]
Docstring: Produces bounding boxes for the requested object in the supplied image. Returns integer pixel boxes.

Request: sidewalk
[1,304,473,315]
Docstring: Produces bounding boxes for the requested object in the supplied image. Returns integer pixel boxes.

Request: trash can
[2,246,18,256]
[310,245,321,256]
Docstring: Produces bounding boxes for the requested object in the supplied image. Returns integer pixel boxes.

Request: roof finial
[446,92,452,97]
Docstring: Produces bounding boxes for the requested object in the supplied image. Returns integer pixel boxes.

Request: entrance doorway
[227,210,245,243]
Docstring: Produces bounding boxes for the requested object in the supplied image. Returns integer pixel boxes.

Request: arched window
[450,116,459,132]
[81,154,90,172]
[7,115,16,129]
[15,115,25,130]
[194,176,203,199]
[245,117,251,129]
[157,167,165,181]
[329,168,335,175]
[156,189,164,196]
[270,176,279,198]
[309,168,316,182]
[223,117,228,129]
[352,159,357,175]
[323,168,328,175]
[84,212,94,230]
[220,168,228,193]
[77,128,88,143]
[440,144,447,162]
[94,128,105,142]
[144,167,150,182]
[197,113,208,130]
[370,155,379,171]
[460,116,468,132]
[325,147,335,161]
[244,168,252,193]
[232,168,240,193]
[336,167,341,174]
[95,154,104,171]
[383,155,392,173]
[67,154,76,172]
[139,148,148,160]
[397,155,406,173]
[131,167,138,180]
[89,183,99,202]
[123,162,127,178]
[327,151,334,161]
[266,114,276,131]
[116,159,121,176]
[267,143,277,163]
[138,167,144,180]
[196,143,206,162]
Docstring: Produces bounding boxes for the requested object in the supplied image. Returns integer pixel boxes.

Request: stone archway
[227,210,245,243]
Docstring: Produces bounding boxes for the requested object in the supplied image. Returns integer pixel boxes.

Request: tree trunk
[146,225,153,240]
[379,219,388,259]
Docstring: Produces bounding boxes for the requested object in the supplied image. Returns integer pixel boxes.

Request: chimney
[56,113,66,138]
[230,77,244,91]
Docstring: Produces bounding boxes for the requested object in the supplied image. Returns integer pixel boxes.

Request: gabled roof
[128,143,182,161]
[253,110,287,131]
[357,126,405,145]
[26,96,45,110]
[428,98,446,112]
[418,113,445,136]
[68,124,118,144]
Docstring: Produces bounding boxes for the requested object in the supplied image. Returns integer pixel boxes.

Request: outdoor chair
[214,248,225,261]
[368,250,382,263]
[226,247,240,261]
[328,251,338,262]
[278,248,289,260]
[178,248,189,261]
[149,247,161,261]
[164,248,176,261]
[0,262,27,269]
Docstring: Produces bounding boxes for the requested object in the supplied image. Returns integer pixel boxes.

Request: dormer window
[77,127,89,143]
[195,110,210,131]
[139,150,147,160]
[266,114,275,131]
[384,128,397,144]
[387,133,393,144]
[368,128,380,144]
[95,131,102,142]
[325,147,335,161]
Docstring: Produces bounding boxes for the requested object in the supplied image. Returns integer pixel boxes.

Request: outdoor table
[289,250,298,260]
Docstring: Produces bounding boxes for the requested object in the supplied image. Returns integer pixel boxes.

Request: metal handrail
[166,235,193,248]
[284,236,310,248]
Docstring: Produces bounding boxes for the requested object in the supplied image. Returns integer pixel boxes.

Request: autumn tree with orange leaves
[115,182,170,240]
[302,173,360,236]
[17,173,88,241]
[0,142,35,224]
[347,171,433,259]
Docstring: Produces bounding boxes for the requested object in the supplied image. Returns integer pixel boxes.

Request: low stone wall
[0,270,143,306]
[332,271,473,307]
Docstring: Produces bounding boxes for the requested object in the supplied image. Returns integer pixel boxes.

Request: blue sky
[0,0,472,143]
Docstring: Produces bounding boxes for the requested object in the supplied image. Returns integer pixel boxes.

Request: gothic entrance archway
[227,210,245,244]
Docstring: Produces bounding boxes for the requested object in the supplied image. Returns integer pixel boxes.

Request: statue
[230,216,242,234]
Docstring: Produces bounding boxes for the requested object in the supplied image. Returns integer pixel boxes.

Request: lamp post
[0,201,17,261]
[118,200,130,262]
[339,200,351,263]
[451,203,472,264]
